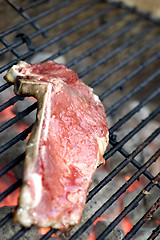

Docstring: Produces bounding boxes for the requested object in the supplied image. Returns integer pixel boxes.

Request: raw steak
[6,61,109,230]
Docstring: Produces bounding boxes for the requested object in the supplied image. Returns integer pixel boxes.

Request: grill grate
[0,0,160,239]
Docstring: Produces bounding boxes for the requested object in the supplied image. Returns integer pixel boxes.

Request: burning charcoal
[39,228,61,239]
[63,171,123,239]
[132,227,157,240]
[65,225,94,240]
[95,220,125,240]
[108,100,160,175]
[122,186,160,226]
[0,128,27,178]
[0,206,38,239]
[89,170,122,220]
[0,206,21,239]
[12,98,36,126]
[0,72,14,105]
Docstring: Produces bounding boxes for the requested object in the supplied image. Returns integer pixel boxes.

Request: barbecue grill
[0,0,160,239]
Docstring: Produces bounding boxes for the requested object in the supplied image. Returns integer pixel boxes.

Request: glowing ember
[120,216,133,234]
[93,216,106,226]
[125,176,144,193]
[118,194,133,234]
[87,216,106,240]
[39,228,59,238]
[0,106,15,123]
[118,175,145,234]
[87,232,96,240]
[0,104,29,134]
[0,167,19,207]
[87,175,145,240]
[0,102,31,206]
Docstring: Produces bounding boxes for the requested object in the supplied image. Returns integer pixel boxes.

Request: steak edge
[6,61,109,230]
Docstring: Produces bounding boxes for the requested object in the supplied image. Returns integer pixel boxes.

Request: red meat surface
[6,61,109,230]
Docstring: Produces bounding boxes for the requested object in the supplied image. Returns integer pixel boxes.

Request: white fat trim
[19,185,32,207]
[97,133,109,156]
[93,93,101,103]
[31,173,42,207]
[6,65,21,83]
[15,207,33,227]
[6,61,31,82]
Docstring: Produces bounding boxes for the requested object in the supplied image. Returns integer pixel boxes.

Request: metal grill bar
[0,96,24,113]
[99,52,160,101]
[5,0,47,38]
[0,90,159,199]
[106,70,160,116]
[0,179,22,203]
[69,150,160,240]
[0,3,155,75]
[109,89,160,134]
[108,0,160,25]
[97,174,160,240]
[109,143,160,190]
[0,0,99,57]
[40,229,57,240]
[88,127,160,201]
[0,82,12,93]
[46,8,129,63]
[0,125,32,155]
[122,198,160,240]
[105,107,160,160]
[0,213,12,227]
[21,0,47,11]
[0,0,76,38]
[78,25,154,79]
[11,227,31,240]
[0,4,114,73]
[89,33,160,89]
[27,0,108,40]
[147,224,160,240]
[0,101,159,238]
[0,37,21,58]
[39,5,116,61]
[0,153,25,178]
[0,102,37,132]
[66,17,142,69]
[0,43,159,158]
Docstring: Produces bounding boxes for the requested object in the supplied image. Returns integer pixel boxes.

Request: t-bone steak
[6,61,109,230]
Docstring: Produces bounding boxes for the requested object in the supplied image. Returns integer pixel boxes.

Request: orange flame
[0,104,28,207]
[0,105,29,135]
[39,228,59,238]
[125,176,144,193]
[0,106,15,122]
[93,216,106,226]
[118,194,133,234]
[88,232,95,240]
[87,216,106,240]
[118,175,145,234]
[120,217,133,234]
[0,167,19,207]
